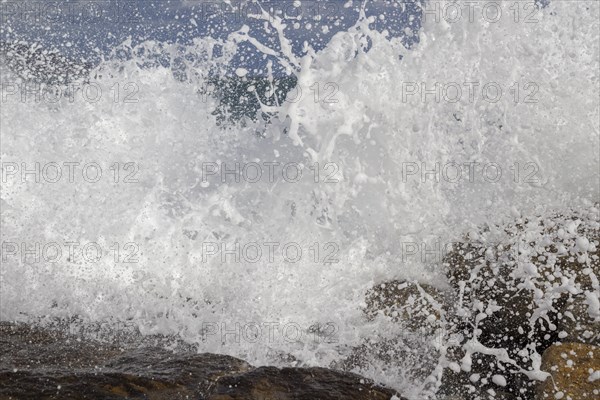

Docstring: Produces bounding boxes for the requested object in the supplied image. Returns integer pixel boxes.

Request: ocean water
[1,1,599,397]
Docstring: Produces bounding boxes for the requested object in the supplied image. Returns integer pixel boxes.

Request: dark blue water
[1,0,422,76]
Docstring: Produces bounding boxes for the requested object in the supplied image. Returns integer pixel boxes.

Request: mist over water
[1,1,599,397]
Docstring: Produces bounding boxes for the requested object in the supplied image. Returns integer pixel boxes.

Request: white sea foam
[1,1,598,397]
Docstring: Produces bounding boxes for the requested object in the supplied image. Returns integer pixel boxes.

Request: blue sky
[1,1,422,75]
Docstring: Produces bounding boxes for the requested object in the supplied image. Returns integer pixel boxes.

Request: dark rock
[439,349,531,400]
[346,279,449,387]
[556,294,600,345]
[333,333,441,385]
[440,205,599,399]
[211,366,399,400]
[364,279,446,329]
[0,322,403,400]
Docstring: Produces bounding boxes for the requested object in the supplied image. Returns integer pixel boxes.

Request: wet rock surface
[536,342,599,400]
[364,280,445,329]
[438,206,600,399]
[358,205,599,399]
[557,294,600,345]
[0,322,403,400]
[335,280,447,386]
[2,207,598,400]
[210,366,399,400]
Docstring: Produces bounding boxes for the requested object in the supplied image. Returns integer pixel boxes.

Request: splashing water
[1,1,599,397]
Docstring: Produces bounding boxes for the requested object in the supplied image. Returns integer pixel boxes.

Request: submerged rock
[364,279,446,329]
[333,333,442,386]
[0,40,93,85]
[343,280,448,386]
[0,322,403,400]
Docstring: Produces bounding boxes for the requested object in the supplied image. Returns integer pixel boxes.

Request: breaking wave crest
[1,1,598,397]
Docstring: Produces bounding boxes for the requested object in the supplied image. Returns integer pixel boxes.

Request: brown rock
[210,366,399,400]
[536,342,600,399]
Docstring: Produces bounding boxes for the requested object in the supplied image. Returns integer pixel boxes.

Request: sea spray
[1,1,598,397]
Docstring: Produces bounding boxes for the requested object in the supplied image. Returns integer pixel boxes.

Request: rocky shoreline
[361,205,600,399]
[0,322,403,400]
[2,206,599,400]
